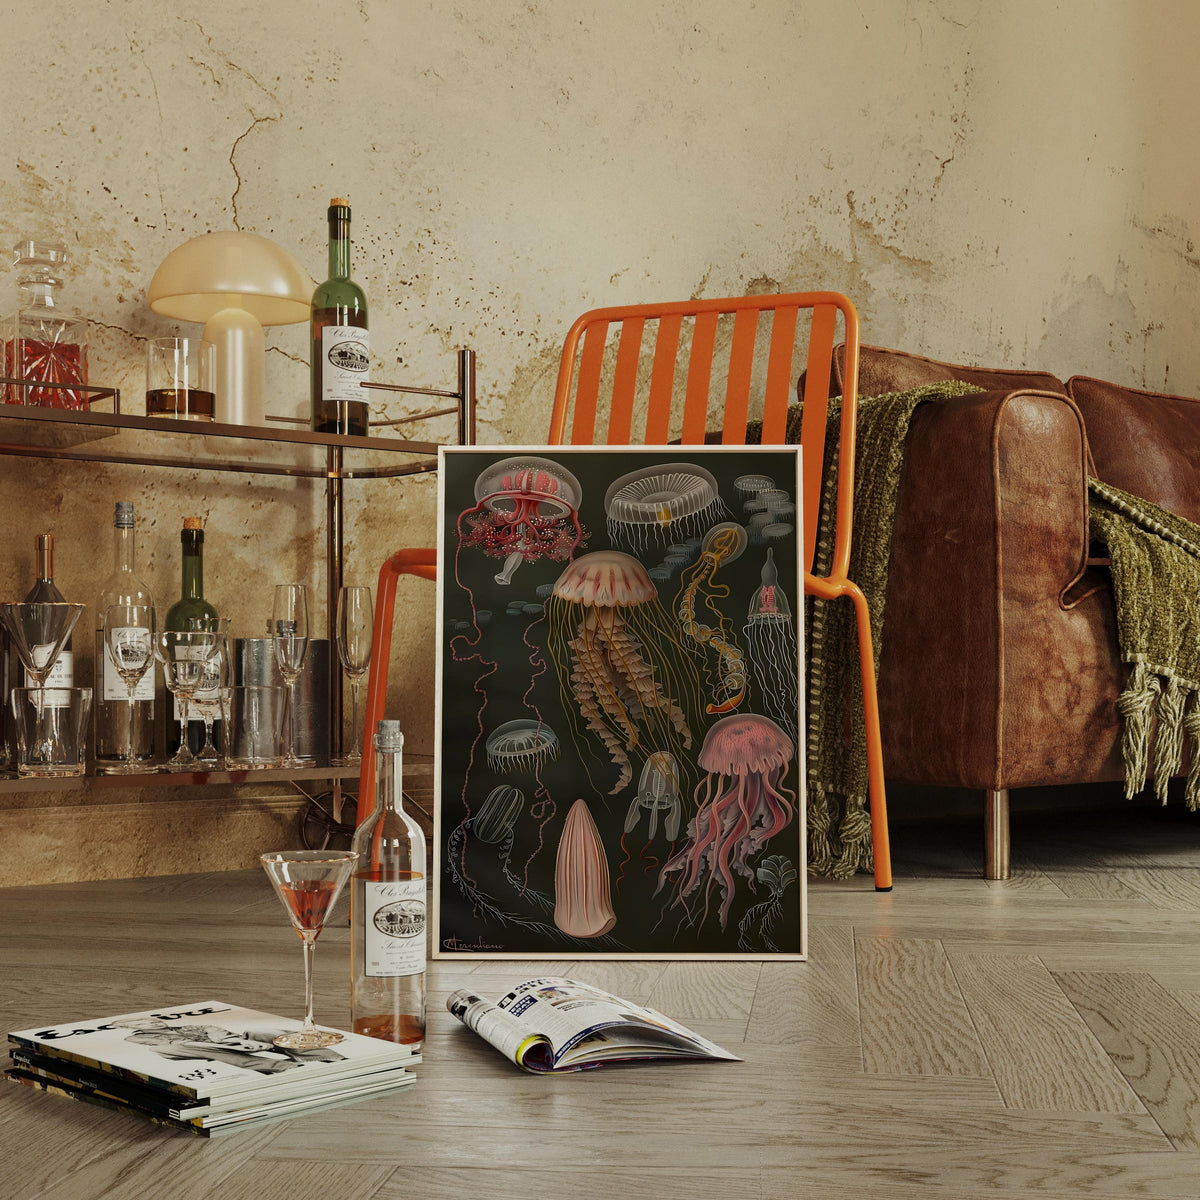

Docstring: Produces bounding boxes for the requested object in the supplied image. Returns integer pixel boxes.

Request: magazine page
[448,978,740,1071]
[9,1000,417,1100]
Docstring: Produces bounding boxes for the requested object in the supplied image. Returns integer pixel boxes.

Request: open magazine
[446,977,742,1073]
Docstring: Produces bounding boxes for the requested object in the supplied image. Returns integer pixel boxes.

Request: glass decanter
[5,239,89,409]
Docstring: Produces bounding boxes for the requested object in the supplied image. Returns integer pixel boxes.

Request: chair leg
[985,788,1011,880]
[846,582,892,891]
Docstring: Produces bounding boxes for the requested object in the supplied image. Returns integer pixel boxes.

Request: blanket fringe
[1185,696,1200,812]
[1153,675,1189,803]
[1117,661,1160,799]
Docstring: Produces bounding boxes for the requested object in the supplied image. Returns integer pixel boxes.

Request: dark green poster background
[435,447,804,958]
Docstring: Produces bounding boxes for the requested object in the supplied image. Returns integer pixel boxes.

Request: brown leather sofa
[836,346,1195,878]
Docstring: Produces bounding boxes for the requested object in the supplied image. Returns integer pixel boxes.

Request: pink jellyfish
[459,456,585,585]
[658,713,796,929]
[546,550,697,793]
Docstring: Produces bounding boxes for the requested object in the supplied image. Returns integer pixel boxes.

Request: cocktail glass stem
[171,693,196,767]
[299,930,318,1038]
[281,675,301,767]
[125,681,138,771]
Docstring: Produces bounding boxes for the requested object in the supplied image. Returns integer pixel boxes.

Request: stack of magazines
[5,1000,419,1136]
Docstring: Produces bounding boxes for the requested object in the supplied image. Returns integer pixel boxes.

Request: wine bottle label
[101,633,155,701]
[26,647,72,707]
[363,879,425,978]
[321,326,370,404]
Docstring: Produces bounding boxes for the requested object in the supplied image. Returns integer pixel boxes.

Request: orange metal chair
[357,292,892,891]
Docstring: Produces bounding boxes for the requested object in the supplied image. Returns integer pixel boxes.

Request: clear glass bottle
[164,517,218,754]
[310,198,369,437]
[5,240,89,409]
[351,721,426,1047]
[94,503,156,769]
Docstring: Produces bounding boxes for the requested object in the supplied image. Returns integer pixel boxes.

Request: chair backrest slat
[761,304,799,444]
[644,313,682,443]
[681,311,719,444]
[721,307,758,444]
[606,317,644,444]
[570,319,609,444]
[799,302,838,573]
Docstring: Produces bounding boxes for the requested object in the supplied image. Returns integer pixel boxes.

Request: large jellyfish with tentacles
[546,550,698,794]
[744,548,799,742]
[459,456,586,585]
[675,522,750,715]
[604,463,728,551]
[658,712,796,929]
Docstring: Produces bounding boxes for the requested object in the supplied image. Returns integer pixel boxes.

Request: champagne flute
[272,584,309,769]
[102,603,155,774]
[187,616,231,767]
[259,849,356,1049]
[155,629,218,770]
[336,585,373,764]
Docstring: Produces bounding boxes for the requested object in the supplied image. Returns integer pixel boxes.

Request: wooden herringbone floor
[5,797,1200,1197]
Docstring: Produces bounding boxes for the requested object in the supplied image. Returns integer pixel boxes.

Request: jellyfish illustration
[604,464,729,550]
[546,551,697,794]
[745,549,799,742]
[734,474,774,502]
[485,719,559,773]
[470,783,553,911]
[554,798,617,937]
[736,854,798,952]
[658,713,796,929]
[460,456,585,585]
[675,522,750,714]
[624,751,683,841]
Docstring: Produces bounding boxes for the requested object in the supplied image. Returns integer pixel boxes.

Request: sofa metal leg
[985,788,1011,880]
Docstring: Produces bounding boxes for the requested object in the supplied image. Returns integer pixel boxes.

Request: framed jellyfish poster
[433,446,805,960]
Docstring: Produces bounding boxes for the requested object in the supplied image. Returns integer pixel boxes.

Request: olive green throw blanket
[800,380,982,878]
[1088,478,1200,808]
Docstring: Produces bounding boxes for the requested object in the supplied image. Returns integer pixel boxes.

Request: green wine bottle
[310,197,369,437]
[164,517,218,755]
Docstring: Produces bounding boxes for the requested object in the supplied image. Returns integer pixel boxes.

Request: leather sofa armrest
[877,388,1091,788]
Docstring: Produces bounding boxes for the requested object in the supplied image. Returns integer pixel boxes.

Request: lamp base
[204,307,265,426]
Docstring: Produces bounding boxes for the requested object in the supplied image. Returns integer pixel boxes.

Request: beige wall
[1,0,1196,875]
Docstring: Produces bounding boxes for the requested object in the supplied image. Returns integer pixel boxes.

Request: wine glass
[102,603,155,773]
[0,601,85,760]
[272,584,310,769]
[336,585,373,764]
[259,849,356,1049]
[187,617,231,767]
[155,629,219,770]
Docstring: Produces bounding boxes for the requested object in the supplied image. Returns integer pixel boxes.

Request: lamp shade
[147,232,315,426]
[147,232,314,325]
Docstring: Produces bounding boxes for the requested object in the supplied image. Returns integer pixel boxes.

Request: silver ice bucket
[234,637,330,761]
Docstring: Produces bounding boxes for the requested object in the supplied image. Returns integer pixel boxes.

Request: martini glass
[0,601,85,761]
[260,849,356,1049]
[102,603,156,773]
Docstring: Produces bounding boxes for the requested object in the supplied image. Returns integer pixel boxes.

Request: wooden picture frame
[433,445,805,960]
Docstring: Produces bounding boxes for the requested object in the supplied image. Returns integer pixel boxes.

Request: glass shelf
[0,762,362,794]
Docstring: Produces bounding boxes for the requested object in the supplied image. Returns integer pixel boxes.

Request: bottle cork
[183,517,203,531]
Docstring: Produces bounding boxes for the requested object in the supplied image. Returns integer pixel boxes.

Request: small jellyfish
[475,783,524,844]
[554,798,617,938]
[604,464,729,551]
[624,751,683,841]
[734,474,774,501]
[745,548,799,741]
[486,719,560,773]
[736,853,798,952]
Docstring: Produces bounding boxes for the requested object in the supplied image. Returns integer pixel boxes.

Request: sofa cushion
[1068,376,1200,526]
[832,344,1066,398]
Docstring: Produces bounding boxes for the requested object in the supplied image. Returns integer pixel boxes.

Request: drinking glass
[271,584,310,769]
[186,616,231,767]
[102,603,155,774]
[155,629,219,770]
[336,585,373,764]
[259,850,355,1050]
[0,601,85,762]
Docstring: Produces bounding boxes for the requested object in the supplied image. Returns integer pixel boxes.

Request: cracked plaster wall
[1,0,1198,874]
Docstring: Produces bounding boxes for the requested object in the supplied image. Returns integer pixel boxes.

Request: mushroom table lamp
[147,231,314,426]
